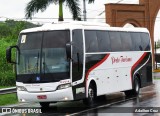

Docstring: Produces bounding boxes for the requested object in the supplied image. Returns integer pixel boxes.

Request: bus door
[72,29,85,100]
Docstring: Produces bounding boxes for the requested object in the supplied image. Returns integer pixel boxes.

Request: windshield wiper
[33,52,39,74]
[43,52,49,74]
[36,52,39,74]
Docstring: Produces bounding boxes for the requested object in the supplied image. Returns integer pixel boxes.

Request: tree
[87,0,95,3]
[156,39,160,49]
[25,0,81,21]
[83,0,95,21]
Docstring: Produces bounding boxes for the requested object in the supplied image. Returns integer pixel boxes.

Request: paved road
[2,78,160,116]
[77,80,160,116]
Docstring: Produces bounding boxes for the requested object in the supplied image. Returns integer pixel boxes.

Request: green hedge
[0,37,16,86]
[0,20,39,86]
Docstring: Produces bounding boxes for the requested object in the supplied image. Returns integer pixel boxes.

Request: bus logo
[36,77,40,81]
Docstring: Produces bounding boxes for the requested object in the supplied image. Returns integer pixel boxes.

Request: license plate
[37,95,47,99]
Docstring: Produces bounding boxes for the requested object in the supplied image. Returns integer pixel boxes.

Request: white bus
[6,22,152,107]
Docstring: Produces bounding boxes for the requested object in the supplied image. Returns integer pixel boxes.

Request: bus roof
[20,21,149,33]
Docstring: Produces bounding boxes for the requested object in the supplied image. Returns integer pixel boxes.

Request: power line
[2,15,160,24]
[2,16,160,19]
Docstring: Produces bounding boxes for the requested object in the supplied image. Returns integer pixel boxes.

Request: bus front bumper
[17,87,74,102]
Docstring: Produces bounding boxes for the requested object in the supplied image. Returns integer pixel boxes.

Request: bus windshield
[16,30,70,83]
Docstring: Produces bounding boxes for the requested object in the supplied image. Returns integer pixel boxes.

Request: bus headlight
[17,86,27,91]
[57,83,71,90]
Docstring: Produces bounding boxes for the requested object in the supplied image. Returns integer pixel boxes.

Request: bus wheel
[125,76,140,97]
[40,102,50,108]
[83,84,96,107]
[133,77,140,96]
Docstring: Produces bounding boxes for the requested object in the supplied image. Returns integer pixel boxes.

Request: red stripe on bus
[130,52,147,81]
[86,54,110,81]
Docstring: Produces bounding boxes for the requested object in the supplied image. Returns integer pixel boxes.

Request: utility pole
[83,0,87,21]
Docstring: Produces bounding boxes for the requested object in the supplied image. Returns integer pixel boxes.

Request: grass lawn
[0,93,18,106]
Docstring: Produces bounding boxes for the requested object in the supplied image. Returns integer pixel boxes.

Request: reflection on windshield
[42,48,69,73]
[17,48,69,74]
[17,30,70,75]
[17,49,40,74]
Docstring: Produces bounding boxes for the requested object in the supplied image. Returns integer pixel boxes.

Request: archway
[122,19,141,27]
[105,0,160,69]
[123,23,135,28]
[154,10,160,42]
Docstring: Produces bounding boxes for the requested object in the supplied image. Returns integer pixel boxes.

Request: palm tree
[83,0,95,21]
[25,0,81,21]
[87,0,95,3]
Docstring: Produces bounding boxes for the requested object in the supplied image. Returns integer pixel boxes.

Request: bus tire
[83,83,96,107]
[125,76,140,97]
[40,102,50,108]
[132,77,140,96]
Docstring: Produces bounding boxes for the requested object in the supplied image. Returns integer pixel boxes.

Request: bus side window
[130,32,142,51]
[140,33,150,51]
[109,31,122,52]
[97,31,111,52]
[72,29,83,63]
[72,29,84,82]
[85,30,99,53]
[120,32,132,51]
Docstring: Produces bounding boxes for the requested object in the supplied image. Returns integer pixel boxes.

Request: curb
[0,87,16,95]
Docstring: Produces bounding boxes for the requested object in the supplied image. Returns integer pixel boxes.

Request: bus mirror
[6,45,19,64]
[66,43,71,59]
[6,47,12,63]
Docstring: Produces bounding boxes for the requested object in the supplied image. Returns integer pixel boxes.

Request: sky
[0,0,160,41]
[0,0,138,22]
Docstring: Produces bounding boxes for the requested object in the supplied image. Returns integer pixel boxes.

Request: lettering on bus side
[111,56,132,64]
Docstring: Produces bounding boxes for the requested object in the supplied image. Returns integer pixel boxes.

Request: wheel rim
[89,87,94,101]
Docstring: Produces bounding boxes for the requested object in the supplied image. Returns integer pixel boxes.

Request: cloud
[0,0,30,18]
